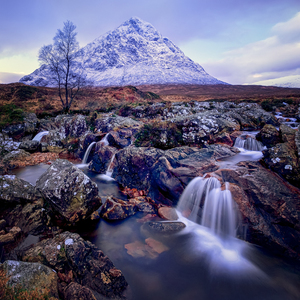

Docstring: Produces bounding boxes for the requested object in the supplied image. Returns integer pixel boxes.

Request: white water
[177,177,237,239]
[82,142,96,164]
[105,153,115,177]
[275,112,299,129]
[234,136,264,151]
[32,131,49,142]
[100,133,109,146]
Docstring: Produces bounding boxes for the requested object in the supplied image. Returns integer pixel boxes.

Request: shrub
[134,121,183,149]
[0,104,24,128]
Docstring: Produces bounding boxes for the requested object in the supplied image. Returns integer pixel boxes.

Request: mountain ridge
[20,17,227,87]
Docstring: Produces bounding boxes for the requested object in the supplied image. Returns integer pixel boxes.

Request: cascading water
[105,153,115,177]
[82,142,96,164]
[234,136,264,151]
[177,177,237,238]
[32,131,49,142]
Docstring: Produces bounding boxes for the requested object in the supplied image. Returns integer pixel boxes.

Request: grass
[0,104,24,129]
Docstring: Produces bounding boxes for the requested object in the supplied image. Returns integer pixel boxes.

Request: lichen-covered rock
[296,124,300,156]
[107,131,131,149]
[22,231,128,299]
[218,161,300,259]
[0,260,58,298]
[256,124,281,147]
[19,140,40,152]
[88,144,117,174]
[0,175,42,204]
[0,175,48,235]
[95,115,142,133]
[100,197,137,220]
[36,159,101,224]
[262,142,300,187]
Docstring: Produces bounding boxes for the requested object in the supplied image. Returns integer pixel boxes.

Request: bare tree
[39,21,88,112]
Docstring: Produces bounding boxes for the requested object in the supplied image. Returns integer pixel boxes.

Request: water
[82,141,96,164]
[105,153,116,178]
[32,131,49,142]
[234,136,264,151]
[275,112,299,129]
[11,151,300,300]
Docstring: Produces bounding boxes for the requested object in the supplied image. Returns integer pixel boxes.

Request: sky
[0,0,300,85]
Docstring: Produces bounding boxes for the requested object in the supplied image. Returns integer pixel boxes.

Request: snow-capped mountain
[20,17,227,87]
[252,75,300,88]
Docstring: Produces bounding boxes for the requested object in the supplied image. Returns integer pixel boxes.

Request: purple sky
[0,0,299,84]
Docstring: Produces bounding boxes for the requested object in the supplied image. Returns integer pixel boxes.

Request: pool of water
[11,160,300,300]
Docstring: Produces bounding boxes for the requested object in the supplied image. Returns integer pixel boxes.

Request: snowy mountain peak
[20,17,227,87]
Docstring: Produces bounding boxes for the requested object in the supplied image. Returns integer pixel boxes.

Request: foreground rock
[36,159,101,224]
[217,161,300,259]
[0,260,58,298]
[0,175,47,236]
[112,145,239,205]
[22,231,128,299]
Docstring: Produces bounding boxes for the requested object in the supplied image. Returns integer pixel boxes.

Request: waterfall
[177,177,237,238]
[32,131,49,142]
[100,133,109,146]
[105,153,115,177]
[234,136,264,151]
[82,142,96,164]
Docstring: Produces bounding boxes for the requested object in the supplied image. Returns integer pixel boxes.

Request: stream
[12,130,300,300]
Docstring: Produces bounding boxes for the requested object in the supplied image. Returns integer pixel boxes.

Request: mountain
[20,17,227,87]
[252,75,300,88]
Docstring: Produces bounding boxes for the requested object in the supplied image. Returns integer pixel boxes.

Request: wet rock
[0,133,20,153]
[22,231,128,299]
[256,124,281,147]
[142,221,186,234]
[100,197,137,220]
[36,159,101,224]
[218,161,300,259]
[63,282,97,300]
[158,207,178,220]
[114,147,164,190]
[88,144,117,174]
[19,140,40,152]
[124,238,169,259]
[0,260,58,298]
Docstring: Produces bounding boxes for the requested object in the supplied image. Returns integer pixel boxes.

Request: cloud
[203,11,300,84]
[0,72,24,84]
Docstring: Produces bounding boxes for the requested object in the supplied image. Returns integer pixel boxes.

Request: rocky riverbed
[1,99,300,299]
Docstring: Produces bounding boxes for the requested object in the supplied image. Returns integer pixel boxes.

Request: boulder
[0,133,20,153]
[218,161,300,259]
[107,131,131,149]
[0,175,48,235]
[0,175,43,204]
[256,124,281,147]
[63,282,97,300]
[262,143,300,187]
[88,145,117,174]
[36,159,101,224]
[142,221,186,234]
[100,197,137,220]
[280,124,296,145]
[95,116,142,134]
[19,140,40,152]
[22,231,128,299]
[0,260,58,298]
